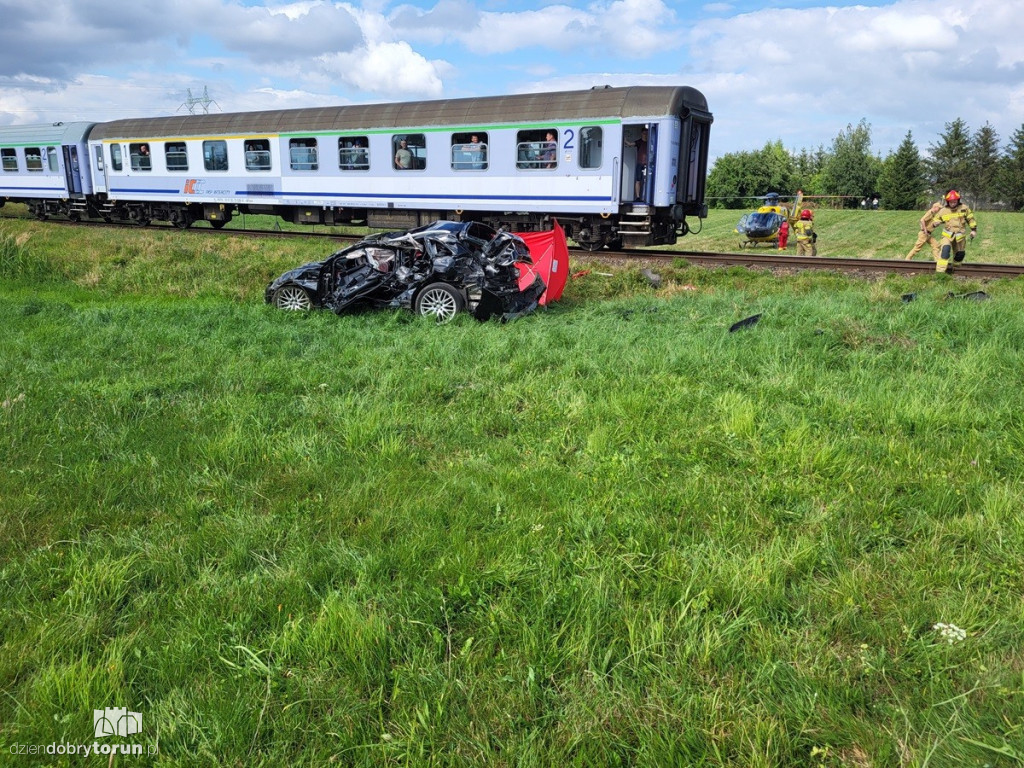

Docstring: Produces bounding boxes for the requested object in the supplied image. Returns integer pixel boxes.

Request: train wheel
[575,236,607,252]
[415,283,464,323]
[172,215,193,229]
[573,227,607,251]
[273,285,313,311]
[210,220,227,230]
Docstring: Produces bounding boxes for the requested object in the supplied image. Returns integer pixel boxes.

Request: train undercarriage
[15,196,695,249]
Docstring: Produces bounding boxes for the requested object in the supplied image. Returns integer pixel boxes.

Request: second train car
[0,85,712,249]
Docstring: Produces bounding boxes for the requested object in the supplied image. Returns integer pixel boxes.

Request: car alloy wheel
[273,285,313,311]
[415,283,464,323]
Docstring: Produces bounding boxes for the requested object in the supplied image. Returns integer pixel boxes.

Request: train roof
[89,86,711,140]
[0,121,95,145]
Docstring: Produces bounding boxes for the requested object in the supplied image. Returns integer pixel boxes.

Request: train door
[62,145,84,196]
[645,124,658,203]
[623,123,656,204]
[90,144,107,194]
[677,109,712,216]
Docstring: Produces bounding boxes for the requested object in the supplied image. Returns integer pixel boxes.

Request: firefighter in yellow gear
[905,200,942,261]
[933,189,977,273]
[794,209,816,256]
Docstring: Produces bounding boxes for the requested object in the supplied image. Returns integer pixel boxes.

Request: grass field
[686,208,1019,263]
[2,212,1024,766]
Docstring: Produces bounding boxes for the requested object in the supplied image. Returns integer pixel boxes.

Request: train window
[2,148,18,172]
[578,127,603,169]
[289,139,318,171]
[110,144,123,172]
[129,143,152,172]
[165,142,188,172]
[516,129,557,170]
[245,139,272,172]
[25,148,43,171]
[338,137,369,171]
[451,132,488,171]
[393,134,425,170]
[203,140,229,172]
[47,147,59,172]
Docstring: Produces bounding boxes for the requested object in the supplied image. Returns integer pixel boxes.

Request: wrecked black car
[265,221,546,323]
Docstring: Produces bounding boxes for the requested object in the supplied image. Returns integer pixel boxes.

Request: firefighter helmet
[945,189,961,205]
[800,209,813,220]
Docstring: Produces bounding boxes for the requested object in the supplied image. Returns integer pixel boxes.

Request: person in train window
[395,139,412,170]
[467,134,486,170]
[353,139,368,169]
[540,131,557,168]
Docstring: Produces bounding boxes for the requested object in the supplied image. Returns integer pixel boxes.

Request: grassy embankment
[1,212,1023,766]
[685,207,1018,262]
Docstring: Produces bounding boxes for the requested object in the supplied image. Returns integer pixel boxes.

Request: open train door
[643,124,657,203]
[623,124,656,204]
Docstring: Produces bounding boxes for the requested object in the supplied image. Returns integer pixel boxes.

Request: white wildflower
[933,622,967,644]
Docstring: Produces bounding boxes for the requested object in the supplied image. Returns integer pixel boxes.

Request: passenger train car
[0,86,712,249]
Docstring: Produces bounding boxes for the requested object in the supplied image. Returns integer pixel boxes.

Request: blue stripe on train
[0,186,68,193]
[108,188,612,203]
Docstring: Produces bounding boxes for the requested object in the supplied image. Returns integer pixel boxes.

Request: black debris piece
[946,290,990,301]
[729,313,762,332]
[901,293,916,302]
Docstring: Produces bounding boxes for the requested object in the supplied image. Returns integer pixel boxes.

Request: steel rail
[581,248,1024,279]
[5,210,1021,278]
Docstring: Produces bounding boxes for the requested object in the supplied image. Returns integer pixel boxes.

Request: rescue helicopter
[735,191,804,248]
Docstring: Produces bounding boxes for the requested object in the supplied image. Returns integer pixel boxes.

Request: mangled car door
[323,246,401,313]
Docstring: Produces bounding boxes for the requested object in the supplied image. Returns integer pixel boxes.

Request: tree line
[707,119,1024,211]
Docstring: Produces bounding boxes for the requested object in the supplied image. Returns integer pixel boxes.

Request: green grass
[2,217,1024,766]
[684,208,1018,263]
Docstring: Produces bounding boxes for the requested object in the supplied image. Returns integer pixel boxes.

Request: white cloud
[389,0,481,45]
[322,41,447,98]
[215,2,364,61]
[1,0,1022,163]
[391,0,681,58]
[686,0,1024,159]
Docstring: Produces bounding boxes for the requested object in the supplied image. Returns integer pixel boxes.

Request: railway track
[580,248,1024,279]
[4,211,1021,279]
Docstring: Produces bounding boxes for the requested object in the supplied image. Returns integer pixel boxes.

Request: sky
[1,0,1022,165]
